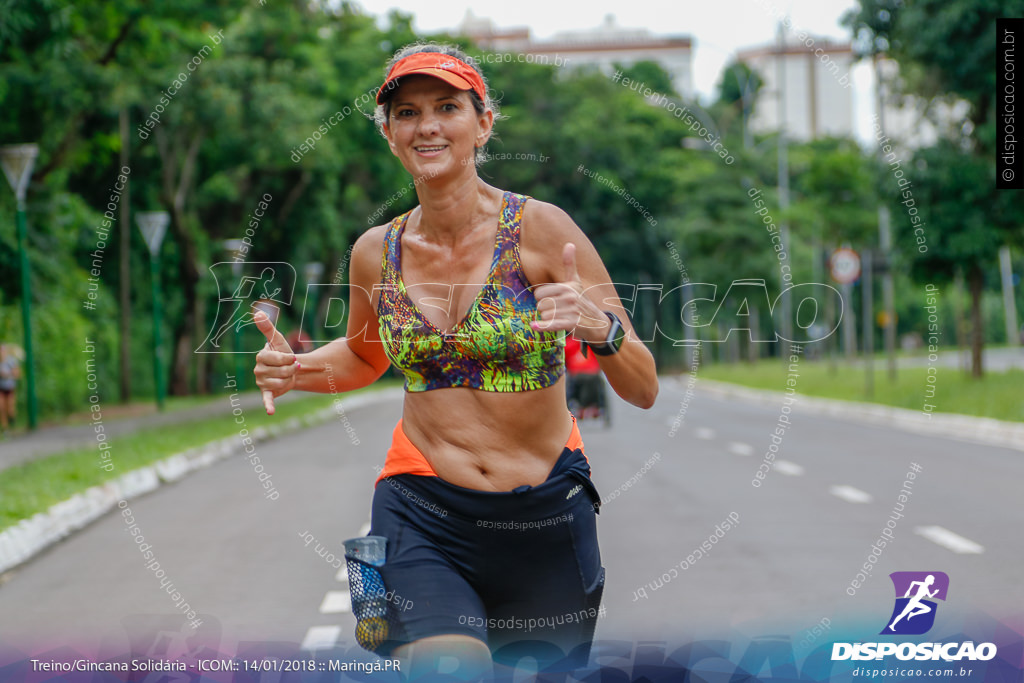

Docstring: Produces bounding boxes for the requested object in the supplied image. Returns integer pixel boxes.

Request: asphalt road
[0,375,1019,660]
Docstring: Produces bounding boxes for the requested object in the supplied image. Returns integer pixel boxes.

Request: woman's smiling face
[383,75,493,180]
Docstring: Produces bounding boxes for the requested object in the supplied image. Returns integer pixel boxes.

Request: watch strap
[583,311,625,356]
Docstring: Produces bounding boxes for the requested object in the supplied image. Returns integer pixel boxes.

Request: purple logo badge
[881,571,949,635]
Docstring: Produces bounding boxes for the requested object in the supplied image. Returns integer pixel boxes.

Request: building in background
[454,12,694,100]
[454,10,531,52]
[736,32,855,142]
[736,27,965,150]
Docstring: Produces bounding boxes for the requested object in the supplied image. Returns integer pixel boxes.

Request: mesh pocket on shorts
[345,555,404,654]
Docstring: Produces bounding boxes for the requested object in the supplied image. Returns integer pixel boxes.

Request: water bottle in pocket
[343,536,402,653]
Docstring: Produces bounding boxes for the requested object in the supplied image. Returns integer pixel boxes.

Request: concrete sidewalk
[0,390,303,474]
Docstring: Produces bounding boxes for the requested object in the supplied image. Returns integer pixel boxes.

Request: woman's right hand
[253,311,298,415]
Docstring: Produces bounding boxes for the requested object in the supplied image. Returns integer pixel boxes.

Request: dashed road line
[695,427,716,440]
[773,460,805,476]
[829,485,873,504]
[319,590,352,614]
[915,526,984,554]
[728,442,754,456]
[300,625,341,651]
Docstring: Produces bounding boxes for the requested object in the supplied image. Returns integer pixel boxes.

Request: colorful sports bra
[376,191,565,392]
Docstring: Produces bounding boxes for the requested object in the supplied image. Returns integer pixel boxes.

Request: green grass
[698,359,1024,423]
[0,384,394,532]
[42,391,245,428]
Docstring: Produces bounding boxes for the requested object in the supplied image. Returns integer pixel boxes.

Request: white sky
[351,0,862,101]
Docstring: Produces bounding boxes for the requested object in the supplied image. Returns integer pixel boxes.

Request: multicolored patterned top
[376,191,565,392]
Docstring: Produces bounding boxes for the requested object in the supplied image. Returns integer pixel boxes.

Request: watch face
[588,312,625,356]
[603,312,624,353]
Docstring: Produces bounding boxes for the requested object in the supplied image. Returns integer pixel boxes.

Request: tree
[716,60,764,142]
[611,60,679,98]
[844,0,1024,376]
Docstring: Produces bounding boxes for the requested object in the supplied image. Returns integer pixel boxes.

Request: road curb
[0,387,403,576]
[693,378,1024,453]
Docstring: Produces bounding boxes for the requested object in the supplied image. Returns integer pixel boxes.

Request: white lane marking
[358,521,372,536]
[829,485,874,504]
[695,428,716,440]
[728,442,754,456]
[773,460,805,476]
[915,526,985,554]
[336,565,349,582]
[319,590,352,614]
[300,625,341,650]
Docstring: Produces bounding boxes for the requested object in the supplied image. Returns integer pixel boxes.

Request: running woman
[253,43,658,679]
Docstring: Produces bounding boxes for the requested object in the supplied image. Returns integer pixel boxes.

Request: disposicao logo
[882,571,948,635]
[832,571,997,662]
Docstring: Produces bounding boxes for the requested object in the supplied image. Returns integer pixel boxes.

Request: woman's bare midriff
[400,379,575,491]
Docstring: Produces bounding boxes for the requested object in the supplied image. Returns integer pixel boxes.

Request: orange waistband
[376,414,584,486]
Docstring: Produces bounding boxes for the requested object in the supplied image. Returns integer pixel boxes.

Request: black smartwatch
[583,311,626,356]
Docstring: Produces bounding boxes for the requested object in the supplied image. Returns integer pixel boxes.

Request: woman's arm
[520,201,659,409]
[253,226,392,413]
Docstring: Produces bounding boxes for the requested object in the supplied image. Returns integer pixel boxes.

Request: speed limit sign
[830,248,861,284]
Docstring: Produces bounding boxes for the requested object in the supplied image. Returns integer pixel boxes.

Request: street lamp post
[775,22,793,359]
[136,212,169,411]
[0,144,40,430]
[873,55,898,381]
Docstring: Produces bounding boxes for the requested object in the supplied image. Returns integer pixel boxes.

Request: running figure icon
[880,571,949,636]
[888,574,939,631]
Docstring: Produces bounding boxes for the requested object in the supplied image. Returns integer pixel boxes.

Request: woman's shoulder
[354,222,391,251]
[349,223,394,286]
[520,197,581,250]
[517,197,589,285]
[352,207,415,257]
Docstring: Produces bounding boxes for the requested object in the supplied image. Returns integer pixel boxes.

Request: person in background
[0,344,22,435]
[565,333,606,420]
[285,329,314,354]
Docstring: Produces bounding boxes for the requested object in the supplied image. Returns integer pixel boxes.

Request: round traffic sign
[830,248,861,284]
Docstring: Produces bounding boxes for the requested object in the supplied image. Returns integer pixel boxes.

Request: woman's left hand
[530,243,610,342]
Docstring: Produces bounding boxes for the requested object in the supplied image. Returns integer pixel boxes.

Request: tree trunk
[194,286,209,394]
[968,266,984,379]
[156,127,204,396]
[171,315,195,396]
[277,169,312,228]
[167,205,201,396]
[952,269,969,373]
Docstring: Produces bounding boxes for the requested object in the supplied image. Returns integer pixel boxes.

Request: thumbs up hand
[530,242,610,341]
[253,310,298,415]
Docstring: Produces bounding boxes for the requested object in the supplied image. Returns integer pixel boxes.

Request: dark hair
[373,42,501,165]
